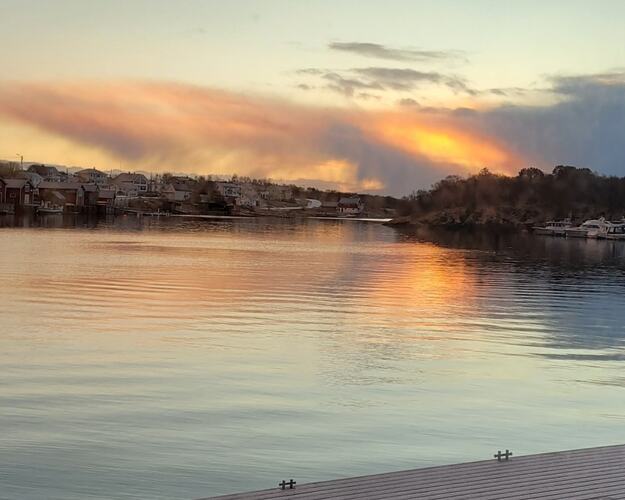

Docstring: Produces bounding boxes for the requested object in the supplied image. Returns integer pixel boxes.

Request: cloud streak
[353,67,474,94]
[297,66,476,98]
[328,42,465,63]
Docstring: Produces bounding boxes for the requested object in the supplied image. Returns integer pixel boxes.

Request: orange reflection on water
[346,242,480,348]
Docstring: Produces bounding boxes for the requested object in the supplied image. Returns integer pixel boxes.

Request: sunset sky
[2,0,625,195]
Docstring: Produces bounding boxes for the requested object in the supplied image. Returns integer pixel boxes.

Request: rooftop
[77,168,106,176]
[338,196,361,205]
[1,178,28,188]
[113,172,148,183]
[38,181,83,190]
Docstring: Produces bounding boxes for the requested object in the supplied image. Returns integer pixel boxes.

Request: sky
[1,0,625,195]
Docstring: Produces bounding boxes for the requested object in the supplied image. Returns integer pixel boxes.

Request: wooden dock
[203,444,625,499]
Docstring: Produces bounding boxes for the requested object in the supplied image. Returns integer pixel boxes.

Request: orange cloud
[0,81,526,194]
[368,112,521,173]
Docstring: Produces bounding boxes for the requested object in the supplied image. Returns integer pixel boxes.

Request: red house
[0,178,36,206]
[37,181,84,209]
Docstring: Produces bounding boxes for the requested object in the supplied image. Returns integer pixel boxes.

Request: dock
[203,444,625,499]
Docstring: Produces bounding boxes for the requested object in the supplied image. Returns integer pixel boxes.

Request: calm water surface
[2,216,625,499]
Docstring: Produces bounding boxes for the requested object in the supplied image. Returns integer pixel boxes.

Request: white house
[216,182,241,199]
[76,168,109,185]
[162,183,193,202]
[112,173,148,196]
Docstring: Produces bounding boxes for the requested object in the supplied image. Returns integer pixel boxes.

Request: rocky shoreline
[387,206,623,230]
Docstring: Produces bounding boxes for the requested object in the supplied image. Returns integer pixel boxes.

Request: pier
[204,444,625,499]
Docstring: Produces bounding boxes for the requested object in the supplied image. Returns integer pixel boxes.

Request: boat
[37,204,63,215]
[565,217,610,238]
[601,223,625,240]
[532,219,572,236]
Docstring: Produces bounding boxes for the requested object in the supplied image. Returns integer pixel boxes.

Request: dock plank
[202,444,625,500]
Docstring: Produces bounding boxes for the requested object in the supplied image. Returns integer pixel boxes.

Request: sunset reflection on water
[2,217,625,499]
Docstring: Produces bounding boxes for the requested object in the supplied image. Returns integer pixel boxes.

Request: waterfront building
[38,181,85,208]
[112,173,149,196]
[76,168,109,185]
[162,183,193,202]
[81,184,100,206]
[97,189,116,208]
[216,181,242,199]
[337,196,364,215]
[0,178,36,206]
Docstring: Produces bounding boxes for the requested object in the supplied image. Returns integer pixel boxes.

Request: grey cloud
[296,68,325,76]
[451,107,478,117]
[549,72,625,95]
[298,66,476,98]
[353,67,475,94]
[398,98,419,107]
[457,71,625,176]
[487,87,529,97]
[357,92,381,101]
[322,72,383,97]
[328,42,465,63]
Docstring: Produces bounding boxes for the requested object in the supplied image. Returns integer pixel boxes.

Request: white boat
[532,219,572,236]
[565,218,610,238]
[37,204,63,215]
[601,223,625,240]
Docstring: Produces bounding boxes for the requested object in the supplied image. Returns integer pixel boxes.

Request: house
[162,183,193,202]
[97,189,116,207]
[216,182,241,199]
[148,177,164,194]
[236,183,263,208]
[81,184,100,206]
[76,168,108,185]
[38,181,84,208]
[260,185,293,202]
[0,178,36,206]
[22,171,43,187]
[236,193,260,208]
[337,196,364,215]
[27,164,64,182]
[112,173,148,196]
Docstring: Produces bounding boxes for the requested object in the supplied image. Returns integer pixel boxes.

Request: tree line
[399,166,625,223]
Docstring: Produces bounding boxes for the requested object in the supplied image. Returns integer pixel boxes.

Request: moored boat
[37,204,63,215]
[565,217,610,238]
[532,219,572,236]
[601,223,625,240]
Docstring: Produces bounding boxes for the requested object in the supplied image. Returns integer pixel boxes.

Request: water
[2,216,625,499]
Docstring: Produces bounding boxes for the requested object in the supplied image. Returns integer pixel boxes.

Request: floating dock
[203,444,625,499]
